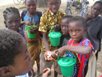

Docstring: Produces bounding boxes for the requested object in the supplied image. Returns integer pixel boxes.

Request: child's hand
[54,24,61,32]
[42,68,51,77]
[51,50,59,60]
[44,51,55,61]
[30,28,38,34]
[57,46,66,56]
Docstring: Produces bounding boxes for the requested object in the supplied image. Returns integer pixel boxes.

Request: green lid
[48,31,62,38]
[58,57,76,67]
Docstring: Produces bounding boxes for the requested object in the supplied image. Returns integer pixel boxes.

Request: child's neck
[49,9,58,15]
[28,12,36,16]
[63,34,69,38]
[73,37,84,44]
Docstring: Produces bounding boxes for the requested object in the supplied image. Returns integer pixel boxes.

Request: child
[60,15,72,46]
[54,15,73,76]
[0,29,50,77]
[47,16,94,77]
[21,0,42,25]
[3,7,24,37]
[85,1,102,57]
[21,0,42,71]
[38,0,65,73]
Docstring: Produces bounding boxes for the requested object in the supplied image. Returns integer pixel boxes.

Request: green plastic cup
[25,26,36,39]
[27,31,36,39]
[25,25,31,31]
[48,31,62,47]
[57,57,76,77]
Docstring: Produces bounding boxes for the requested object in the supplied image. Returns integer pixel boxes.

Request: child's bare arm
[58,45,91,56]
[42,33,50,51]
[42,68,51,77]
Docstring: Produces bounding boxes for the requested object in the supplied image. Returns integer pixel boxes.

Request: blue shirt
[23,11,41,25]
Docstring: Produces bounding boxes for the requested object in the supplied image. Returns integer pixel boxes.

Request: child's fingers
[43,68,51,74]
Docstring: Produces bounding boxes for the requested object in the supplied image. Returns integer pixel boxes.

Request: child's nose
[30,5,35,9]
[12,22,16,26]
[62,27,66,30]
[72,32,76,36]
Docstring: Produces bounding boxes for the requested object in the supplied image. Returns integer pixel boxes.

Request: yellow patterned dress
[39,9,65,52]
[39,9,65,73]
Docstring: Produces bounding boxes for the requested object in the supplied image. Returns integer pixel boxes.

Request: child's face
[47,0,61,14]
[5,14,20,31]
[8,38,32,76]
[68,21,85,42]
[91,3,102,18]
[25,0,36,14]
[61,18,69,35]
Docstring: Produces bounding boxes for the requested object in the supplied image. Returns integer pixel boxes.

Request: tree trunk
[37,0,47,7]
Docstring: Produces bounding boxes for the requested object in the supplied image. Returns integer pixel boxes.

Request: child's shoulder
[68,38,92,45]
[81,38,91,44]
[21,10,42,17]
[81,38,94,48]
[35,11,42,17]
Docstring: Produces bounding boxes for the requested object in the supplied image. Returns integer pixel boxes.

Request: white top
[16,73,29,77]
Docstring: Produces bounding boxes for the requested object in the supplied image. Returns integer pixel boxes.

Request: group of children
[0,0,102,77]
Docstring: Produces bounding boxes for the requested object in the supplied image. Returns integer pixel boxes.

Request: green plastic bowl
[25,25,36,39]
[25,25,31,31]
[48,31,62,47]
[57,57,76,77]
[27,31,36,39]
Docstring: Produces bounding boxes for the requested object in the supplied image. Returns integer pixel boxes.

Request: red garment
[67,38,93,77]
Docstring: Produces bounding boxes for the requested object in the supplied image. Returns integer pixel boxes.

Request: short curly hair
[93,1,102,6]
[69,16,87,30]
[3,7,20,21]
[0,29,23,67]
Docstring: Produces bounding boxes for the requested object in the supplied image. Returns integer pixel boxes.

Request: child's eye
[8,21,12,24]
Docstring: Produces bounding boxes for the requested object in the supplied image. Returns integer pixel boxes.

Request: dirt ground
[0,2,102,77]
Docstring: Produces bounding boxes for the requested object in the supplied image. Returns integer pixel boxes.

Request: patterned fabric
[67,38,93,77]
[39,9,64,53]
[39,9,65,33]
[22,11,42,65]
[25,31,41,65]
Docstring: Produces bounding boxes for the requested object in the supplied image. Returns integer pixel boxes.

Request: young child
[38,0,65,73]
[54,15,73,76]
[85,1,102,57]
[0,29,50,77]
[47,16,94,77]
[21,0,42,71]
[3,7,24,37]
[60,15,72,47]
[21,0,42,25]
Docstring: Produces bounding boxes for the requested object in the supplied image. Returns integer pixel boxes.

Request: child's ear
[4,21,6,25]
[0,66,12,77]
[4,21,7,28]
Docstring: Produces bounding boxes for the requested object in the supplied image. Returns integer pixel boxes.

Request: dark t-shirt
[87,16,102,51]
[59,34,70,47]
